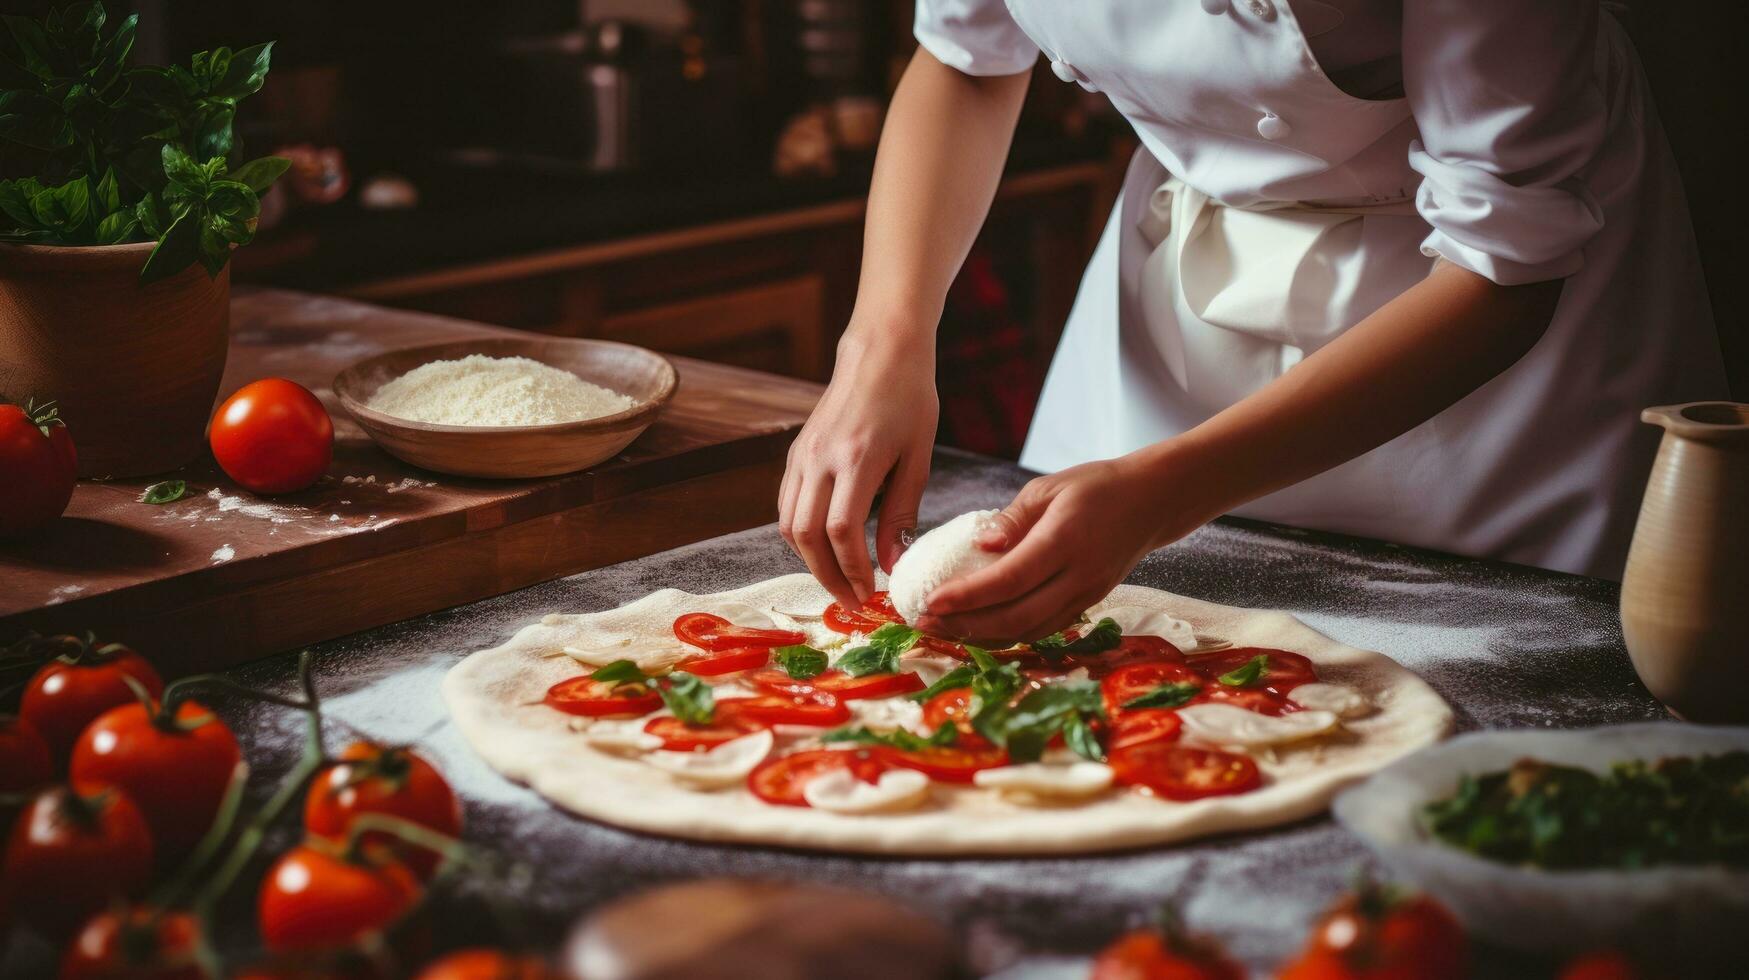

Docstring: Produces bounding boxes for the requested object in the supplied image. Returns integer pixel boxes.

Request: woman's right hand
[779,329,938,609]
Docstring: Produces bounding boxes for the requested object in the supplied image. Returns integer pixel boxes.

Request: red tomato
[1090,929,1245,980]
[1193,685,1292,716]
[878,742,1010,783]
[671,613,804,651]
[822,592,902,633]
[542,676,661,718]
[1187,648,1317,696]
[915,635,970,658]
[209,378,333,495]
[257,844,422,953]
[717,691,852,728]
[59,904,207,980]
[413,949,552,980]
[1558,950,1642,980]
[921,687,976,735]
[1101,661,1206,717]
[747,748,888,806]
[69,699,241,862]
[1107,709,1184,751]
[748,668,925,701]
[1108,743,1261,801]
[1277,890,1467,980]
[0,398,77,537]
[304,742,463,881]
[3,784,154,938]
[0,714,53,793]
[675,646,770,676]
[642,713,767,751]
[21,640,165,767]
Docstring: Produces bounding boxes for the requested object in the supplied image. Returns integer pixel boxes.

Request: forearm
[842,48,1030,353]
[1135,262,1563,540]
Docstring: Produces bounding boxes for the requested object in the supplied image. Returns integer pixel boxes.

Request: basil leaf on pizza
[836,623,922,676]
[1124,681,1202,710]
[1218,654,1270,687]
[773,644,828,680]
[591,659,653,689]
[910,665,976,702]
[822,723,959,752]
[657,671,714,724]
[1031,617,1121,657]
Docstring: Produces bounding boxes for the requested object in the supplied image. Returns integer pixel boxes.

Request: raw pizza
[444,574,1451,855]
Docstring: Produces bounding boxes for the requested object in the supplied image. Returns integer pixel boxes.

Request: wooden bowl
[334,337,677,478]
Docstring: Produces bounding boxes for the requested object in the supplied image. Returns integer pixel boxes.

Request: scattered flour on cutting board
[367,354,634,426]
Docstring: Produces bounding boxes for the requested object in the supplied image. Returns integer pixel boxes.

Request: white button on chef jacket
[913,0,1728,579]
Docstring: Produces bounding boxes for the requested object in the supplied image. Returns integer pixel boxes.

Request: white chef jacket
[917,0,1729,579]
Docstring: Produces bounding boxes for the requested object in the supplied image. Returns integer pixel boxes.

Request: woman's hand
[779,332,939,608]
[914,448,1218,645]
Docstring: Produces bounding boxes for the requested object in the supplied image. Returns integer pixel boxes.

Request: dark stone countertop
[0,449,1660,978]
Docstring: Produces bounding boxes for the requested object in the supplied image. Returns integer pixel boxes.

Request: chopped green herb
[1063,714,1105,763]
[139,480,187,504]
[822,723,959,753]
[909,665,976,703]
[773,644,828,680]
[589,659,652,689]
[976,683,1106,764]
[655,671,713,725]
[835,623,922,677]
[1218,655,1269,687]
[1123,681,1202,710]
[1031,617,1121,657]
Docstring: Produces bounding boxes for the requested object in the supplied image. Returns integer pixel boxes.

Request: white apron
[1009,6,1729,579]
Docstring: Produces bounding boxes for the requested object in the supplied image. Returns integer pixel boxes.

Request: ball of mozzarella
[887,510,1002,623]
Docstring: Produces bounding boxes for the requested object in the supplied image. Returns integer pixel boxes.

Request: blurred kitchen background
[6,0,1744,455]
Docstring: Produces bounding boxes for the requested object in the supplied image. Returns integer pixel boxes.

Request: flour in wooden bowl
[367,354,634,427]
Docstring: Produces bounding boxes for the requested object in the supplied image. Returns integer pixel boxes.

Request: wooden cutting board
[0,288,821,675]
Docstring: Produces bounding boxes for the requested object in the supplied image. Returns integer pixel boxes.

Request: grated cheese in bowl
[367,354,635,427]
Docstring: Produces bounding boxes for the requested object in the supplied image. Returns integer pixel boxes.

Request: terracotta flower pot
[1620,401,1749,723]
[0,241,230,478]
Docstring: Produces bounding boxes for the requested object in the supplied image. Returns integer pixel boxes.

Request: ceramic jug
[1620,401,1749,722]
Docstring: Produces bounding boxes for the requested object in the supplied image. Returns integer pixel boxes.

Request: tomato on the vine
[3,783,154,938]
[257,844,422,953]
[209,378,333,495]
[0,714,53,794]
[671,613,804,651]
[1090,922,1244,980]
[20,637,165,766]
[1277,887,1468,980]
[59,904,207,980]
[413,948,553,980]
[304,742,463,881]
[0,398,77,537]
[70,699,241,862]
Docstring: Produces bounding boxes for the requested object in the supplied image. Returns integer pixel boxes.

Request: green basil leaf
[228,155,289,193]
[773,644,827,680]
[977,683,1104,763]
[93,168,119,213]
[140,204,199,283]
[835,622,921,677]
[160,143,204,193]
[1123,681,1202,710]
[966,645,999,672]
[822,723,957,753]
[1218,655,1270,687]
[1064,714,1104,762]
[909,665,975,703]
[590,659,652,689]
[192,102,234,160]
[656,671,713,725]
[1032,617,1121,657]
[197,218,230,276]
[93,209,135,243]
[138,479,186,505]
[210,41,272,99]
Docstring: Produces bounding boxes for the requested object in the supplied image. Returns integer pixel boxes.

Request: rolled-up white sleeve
[1404,0,1607,285]
[914,0,1039,76]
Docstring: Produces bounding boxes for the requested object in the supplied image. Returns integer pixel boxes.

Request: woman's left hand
[914,449,1216,645]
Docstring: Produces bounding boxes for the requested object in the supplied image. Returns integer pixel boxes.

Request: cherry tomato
[1090,928,1244,980]
[717,691,851,728]
[878,742,1010,783]
[1108,743,1261,801]
[542,676,661,718]
[1107,709,1184,751]
[3,783,154,938]
[921,687,977,735]
[1193,685,1292,716]
[1101,661,1206,717]
[1187,648,1317,696]
[822,592,902,633]
[747,748,888,807]
[1278,889,1467,980]
[642,713,767,751]
[59,904,207,980]
[747,668,925,701]
[69,699,240,863]
[0,398,77,537]
[675,646,770,676]
[305,742,463,881]
[671,613,805,651]
[257,844,422,953]
[1558,950,1643,980]
[412,948,552,980]
[209,378,333,495]
[21,640,165,767]
[0,714,53,793]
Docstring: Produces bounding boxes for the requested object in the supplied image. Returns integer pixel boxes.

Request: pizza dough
[444,574,1453,855]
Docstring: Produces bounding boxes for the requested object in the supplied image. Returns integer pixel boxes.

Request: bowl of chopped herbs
[1334,723,1749,967]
